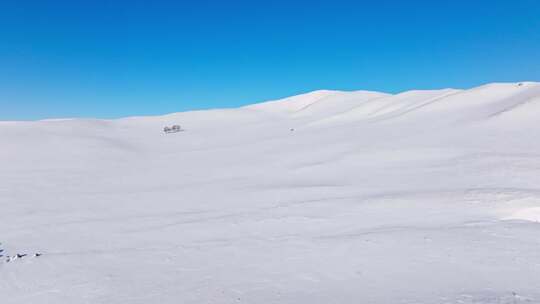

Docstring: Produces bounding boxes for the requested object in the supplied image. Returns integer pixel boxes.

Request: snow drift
[1,82,540,304]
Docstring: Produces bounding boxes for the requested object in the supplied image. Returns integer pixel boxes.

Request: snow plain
[1,82,540,303]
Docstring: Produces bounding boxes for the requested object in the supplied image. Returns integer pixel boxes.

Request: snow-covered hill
[1,82,540,303]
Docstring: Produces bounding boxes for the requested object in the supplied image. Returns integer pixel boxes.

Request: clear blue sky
[1,0,539,120]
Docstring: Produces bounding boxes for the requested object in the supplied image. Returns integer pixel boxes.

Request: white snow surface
[2,82,540,303]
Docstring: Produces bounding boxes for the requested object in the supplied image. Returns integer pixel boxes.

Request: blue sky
[1,0,539,120]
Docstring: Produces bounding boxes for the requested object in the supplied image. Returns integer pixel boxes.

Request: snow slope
[1,82,540,303]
